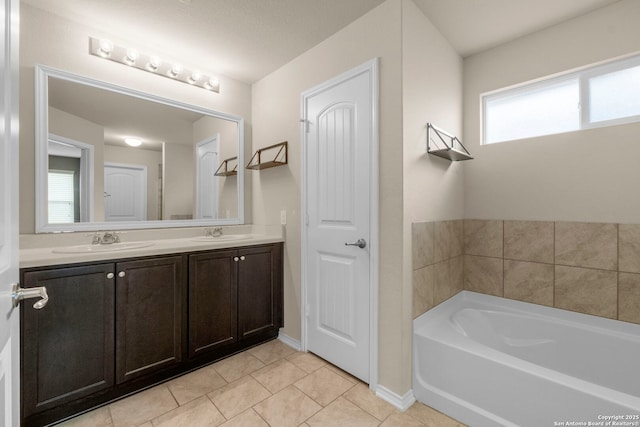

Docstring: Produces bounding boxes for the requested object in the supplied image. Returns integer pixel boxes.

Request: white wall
[19,3,252,233]
[463,0,640,223]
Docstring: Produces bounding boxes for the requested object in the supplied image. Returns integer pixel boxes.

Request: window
[48,170,75,223]
[482,54,640,144]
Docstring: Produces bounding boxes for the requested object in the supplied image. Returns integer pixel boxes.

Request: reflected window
[48,169,76,223]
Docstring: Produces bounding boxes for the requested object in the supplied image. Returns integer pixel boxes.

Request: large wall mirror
[35,64,244,233]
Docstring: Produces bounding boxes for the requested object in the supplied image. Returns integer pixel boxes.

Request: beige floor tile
[306,397,379,427]
[380,412,426,427]
[213,351,266,383]
[287,352,327,373]
[167,364,227,405]
[219,409,269,427]
[294,366,355,406]
[248,339,296,365]
[343,383,395,420]
[58,406,112,427]
[207,375,271,419]
[322,363,359,384]
[251,358,308,393]
[151,396,226,427]
[253,385,322,427]
[405,402,459,427]
[109,386,177,427]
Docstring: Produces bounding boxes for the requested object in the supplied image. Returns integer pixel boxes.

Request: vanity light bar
[89,37,220,93]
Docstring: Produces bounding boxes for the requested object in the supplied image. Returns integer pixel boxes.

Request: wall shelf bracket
[246,141,288,170]
[215,156,238,176]
[426,123,473,161]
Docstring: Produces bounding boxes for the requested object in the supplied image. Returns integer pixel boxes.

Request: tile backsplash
[413,220,640,325]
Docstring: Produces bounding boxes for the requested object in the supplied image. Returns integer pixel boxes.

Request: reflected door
[195,135,220,219]
[104,163,147,222]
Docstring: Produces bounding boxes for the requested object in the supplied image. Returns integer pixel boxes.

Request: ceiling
[23,0,621,84]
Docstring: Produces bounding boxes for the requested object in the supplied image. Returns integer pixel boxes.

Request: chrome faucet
[100,231,120,244]
[205,227,223,237]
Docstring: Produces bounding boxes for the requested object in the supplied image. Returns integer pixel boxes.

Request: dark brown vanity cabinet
[188,244,283,358]
[20,243,282,426]
[115,256,186,383]
[21,263,116,419]
[20,255,186,422]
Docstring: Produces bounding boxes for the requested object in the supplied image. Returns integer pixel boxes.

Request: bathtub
[413,291,640,427]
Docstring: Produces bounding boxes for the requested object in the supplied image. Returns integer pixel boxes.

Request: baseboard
[375,385,416,412]
[278,330,302,351]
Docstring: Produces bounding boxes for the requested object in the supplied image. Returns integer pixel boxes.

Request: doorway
[301,59,379,386]
[104,163,147,222]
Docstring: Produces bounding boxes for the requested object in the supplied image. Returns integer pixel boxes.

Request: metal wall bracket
[426,123,473,161]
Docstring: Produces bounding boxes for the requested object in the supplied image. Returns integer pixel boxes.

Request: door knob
[12,283,49,309]
[345,238,367,249]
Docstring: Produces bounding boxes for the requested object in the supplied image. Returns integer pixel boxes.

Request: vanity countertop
[19,225,284,269]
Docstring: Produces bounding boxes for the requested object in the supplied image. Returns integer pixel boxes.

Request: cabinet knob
[107,273,114,279]
[233,257,239,262]
[240,256,245,261]
[118,271,126,278]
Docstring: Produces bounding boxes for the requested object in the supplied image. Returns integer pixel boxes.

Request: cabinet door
[21,264,115,417]
[237,244,283,340]
[115,256,185,384]
[188,250,237,358]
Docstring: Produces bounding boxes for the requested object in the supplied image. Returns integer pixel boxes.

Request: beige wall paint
[252,0,405,393]
[463,0,640,223]
[19,3,252,233]
[252,0,461,396]
[402,0,464,390]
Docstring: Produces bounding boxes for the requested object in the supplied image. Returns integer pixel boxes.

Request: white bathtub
[413,291,640,427]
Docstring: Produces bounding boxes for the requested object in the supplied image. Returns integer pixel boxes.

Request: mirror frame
[35,64,244,233]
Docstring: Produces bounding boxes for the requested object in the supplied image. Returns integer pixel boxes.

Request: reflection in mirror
[35,65,244,232]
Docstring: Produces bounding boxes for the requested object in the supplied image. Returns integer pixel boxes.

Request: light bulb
[97,39,113,58]
[204,78,220,91]
[168,63,183,78]
[187,71,202,84]
[123,48,139,66]
[147,56,161,72]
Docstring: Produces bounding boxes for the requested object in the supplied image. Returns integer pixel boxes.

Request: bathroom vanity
[18,231,283,426]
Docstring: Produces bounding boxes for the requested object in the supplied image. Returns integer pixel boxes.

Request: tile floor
[59,339,465,427]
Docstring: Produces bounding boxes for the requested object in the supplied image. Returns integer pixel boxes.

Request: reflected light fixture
[124,137,142,147]
[89,37,220,93]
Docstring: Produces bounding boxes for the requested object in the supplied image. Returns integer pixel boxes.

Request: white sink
[191,234,252,242]
[52,242,155,254]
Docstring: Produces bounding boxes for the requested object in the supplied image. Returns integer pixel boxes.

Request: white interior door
[303,60,378,383]
[0,0,21,424]
[104,163,147,222]
[195,135,220,219]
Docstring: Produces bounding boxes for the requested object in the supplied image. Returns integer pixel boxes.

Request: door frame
[300,58,379,389]
[1,0,20,424]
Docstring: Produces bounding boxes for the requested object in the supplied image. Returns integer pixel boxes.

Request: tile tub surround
[412,220,640,324]
[58,340,465,427]
[412,220,464,318]
[462,220,640,324]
